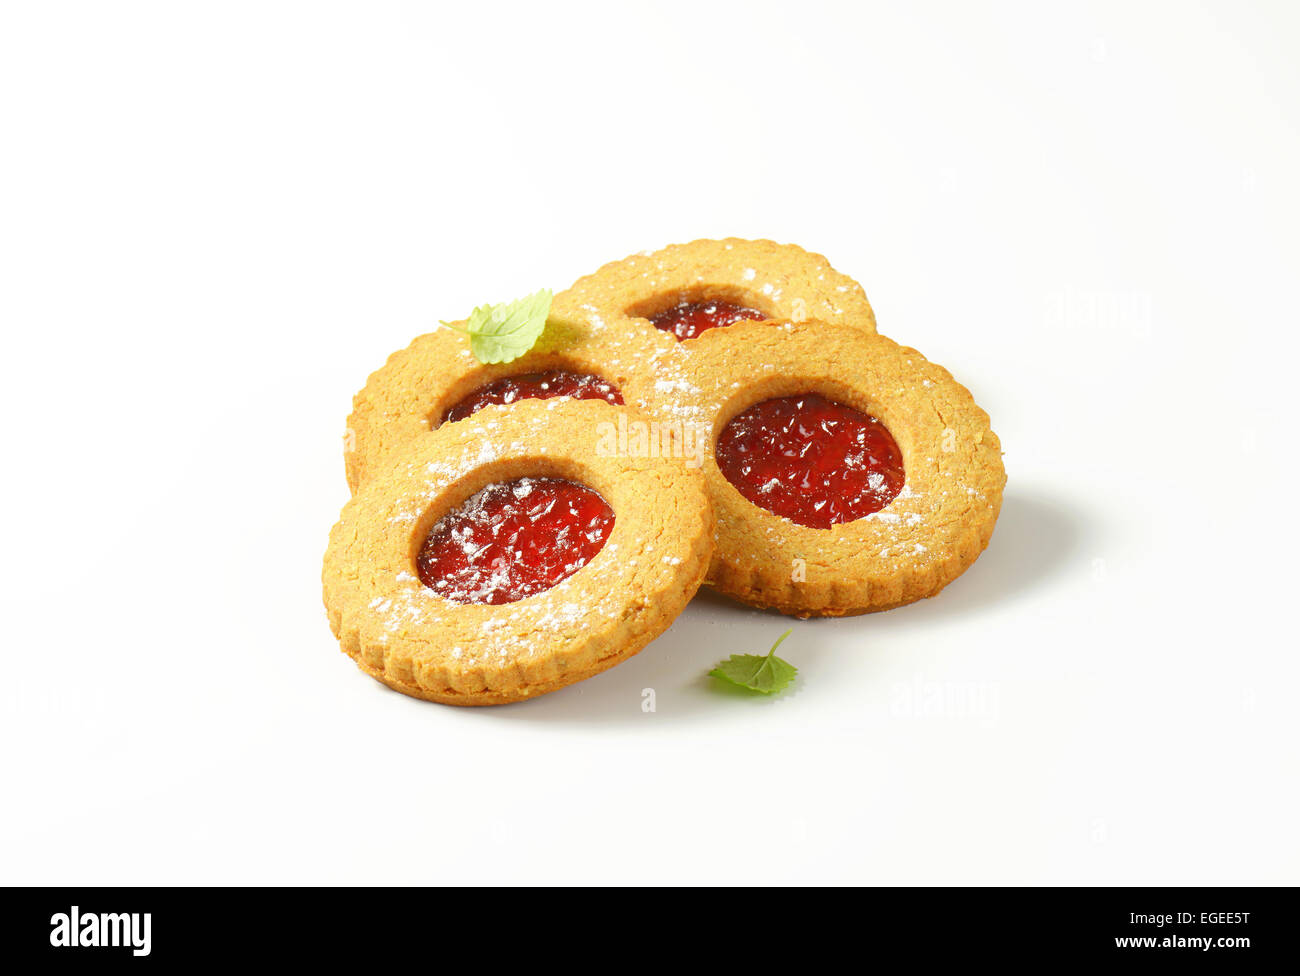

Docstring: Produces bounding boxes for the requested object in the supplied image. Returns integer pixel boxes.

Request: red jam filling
[715,394,904,529]
[416,477,615,605]
[442,370,622,425]
[648,300,766,340]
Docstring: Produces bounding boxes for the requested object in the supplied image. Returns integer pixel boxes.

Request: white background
[2,0,1297,885]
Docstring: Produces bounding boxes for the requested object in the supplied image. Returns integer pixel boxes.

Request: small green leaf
[442,288,552,364]
[709,629,798,695]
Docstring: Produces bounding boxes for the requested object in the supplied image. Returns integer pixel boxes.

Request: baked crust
[555,237,877,339]
[662,320,1006,617]
[323,398,714,705]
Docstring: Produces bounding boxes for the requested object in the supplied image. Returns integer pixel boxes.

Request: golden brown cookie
[660,320,1005,617]
[324,398,714,705]
[345,313,686,492]
[556,237,877,342]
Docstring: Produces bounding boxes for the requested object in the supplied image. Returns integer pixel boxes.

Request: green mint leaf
[708,629,798,695]
[442,288,552,364]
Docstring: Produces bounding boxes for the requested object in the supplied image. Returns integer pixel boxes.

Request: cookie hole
[432,365,623,428]
[626,286,772,341]
[414,474,615,606]
[716,391,904,529]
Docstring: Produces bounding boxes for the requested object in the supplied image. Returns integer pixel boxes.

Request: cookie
[324,398,714,705]
[660,320,1005,616]
[556,237,877,342]
[344,312,676,492]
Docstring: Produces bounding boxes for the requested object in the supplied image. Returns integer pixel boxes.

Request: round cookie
[324,398,714,705]
[555,238,877,342]
[344,313,677,493]
[665,320,1005,617]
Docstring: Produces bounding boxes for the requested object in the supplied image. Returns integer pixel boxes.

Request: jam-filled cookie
[345,313,673,492]
[324,398,713,705]
[555,238,877,342]
[664,320,1005,617]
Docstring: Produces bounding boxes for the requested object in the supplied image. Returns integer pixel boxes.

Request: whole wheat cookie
[324,398,713,705]
[555,237,877,342]
[660,320,1005,617]
[344,312,681,492]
